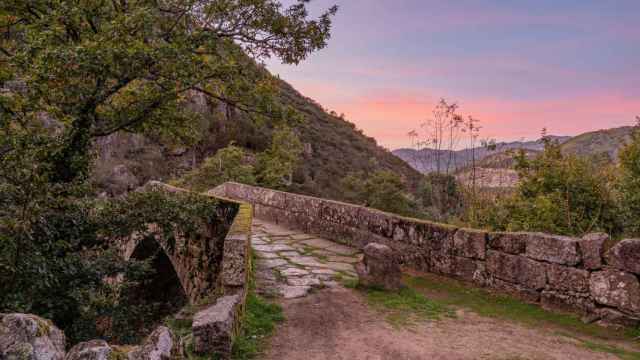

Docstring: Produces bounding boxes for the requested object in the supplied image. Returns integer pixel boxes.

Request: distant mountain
[392,136,571,173]
[561,126,634,162]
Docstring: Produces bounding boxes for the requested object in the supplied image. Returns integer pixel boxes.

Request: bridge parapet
[211,181,640,328]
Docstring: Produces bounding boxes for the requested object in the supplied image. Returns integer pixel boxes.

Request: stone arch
[126,235,189,315]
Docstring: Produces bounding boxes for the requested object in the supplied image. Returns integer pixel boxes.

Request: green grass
[406,273,640,359]
[231,292,284,359]
[360,285,454,328]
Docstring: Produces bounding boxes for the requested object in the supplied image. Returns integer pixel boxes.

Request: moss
[359,284,454,328]
[35,318,52,337]
[108,346,133,360]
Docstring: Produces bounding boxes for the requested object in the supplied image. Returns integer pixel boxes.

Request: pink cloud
[316,90,638,149]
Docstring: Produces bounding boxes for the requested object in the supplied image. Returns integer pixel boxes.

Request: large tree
[0,0,337,182]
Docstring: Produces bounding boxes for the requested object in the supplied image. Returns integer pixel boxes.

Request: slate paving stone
[253,244,295,252]
[251,220,362,299]
[300,238,336,249]
[257,259,288,269]
[326,244,360,256]
[278,285,311,299]
[279,268,310,276]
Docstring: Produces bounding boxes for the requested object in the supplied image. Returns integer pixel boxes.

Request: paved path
[252,219,362,298]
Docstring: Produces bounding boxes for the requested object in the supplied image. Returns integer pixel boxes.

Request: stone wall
[211,182,640,328]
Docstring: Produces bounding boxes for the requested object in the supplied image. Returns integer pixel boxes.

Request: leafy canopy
[0,0,337,182]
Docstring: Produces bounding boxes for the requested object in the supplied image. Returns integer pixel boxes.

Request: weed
[231,292,284,359]
[362,285,453,327]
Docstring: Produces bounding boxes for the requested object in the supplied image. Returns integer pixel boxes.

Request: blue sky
[267,0,639,149]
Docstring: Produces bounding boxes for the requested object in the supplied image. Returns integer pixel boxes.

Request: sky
[266,0,640,150]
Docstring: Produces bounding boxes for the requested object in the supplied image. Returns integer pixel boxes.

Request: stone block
[541,291,594,315]
[488,232,528,255]
[65,340,112,360]
[492,278,541,303]
[220,234,249,288]
[453,228,487,260]
[596,308,640,328]
[546,264,590,293]
[589,270,640,314]
[606,239,640,275]
[579,233,607,270]
[127,326,178,360]
[525,233,581,265]
[0,313,66,360]
[356,243,402,290]
[487,251,546,290]
[452,256,486,284]
[193,295,241,357]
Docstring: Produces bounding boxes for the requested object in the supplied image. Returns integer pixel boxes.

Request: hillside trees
[0,0,336,343]
[0,0,337,183]
[617,116,640,236]
[479,139,621,236]
[342,169,415,217]
[256,125,304,188]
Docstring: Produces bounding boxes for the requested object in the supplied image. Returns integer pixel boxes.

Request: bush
[617,122,640,236]
[342,170,417,217]
[477,141,621,236]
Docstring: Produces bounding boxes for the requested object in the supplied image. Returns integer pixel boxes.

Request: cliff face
[92,80,423,200]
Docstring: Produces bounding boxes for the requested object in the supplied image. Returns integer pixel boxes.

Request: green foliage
[231,292,284,359]
[256,125,304,189]
[617,123,640,236]
[175,143,256,192]
[477,141,621,236]
[418,172,463,220]
[361,285,453,328]
[407,273,640,355]
[0,0,337,183]
[342,170,416,217]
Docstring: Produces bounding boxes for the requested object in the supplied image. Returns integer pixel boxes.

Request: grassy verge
[358,284,454,328]
[231,292,284,359]
[405,273,640,359]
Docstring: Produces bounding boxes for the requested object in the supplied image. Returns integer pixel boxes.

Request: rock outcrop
[65,340,112,360]
[127,326,179,360]
[0,313,66,360]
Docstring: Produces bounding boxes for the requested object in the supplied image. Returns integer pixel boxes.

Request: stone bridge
[211,181,640,328]
[115,182,252,305]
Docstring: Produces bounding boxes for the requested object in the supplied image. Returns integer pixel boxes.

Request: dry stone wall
[211,182,640,328]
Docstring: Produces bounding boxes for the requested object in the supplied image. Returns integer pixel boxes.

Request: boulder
[525,233,581,265]
[589,270,640,314]
[355,243,403,290]
[127,326,178,360]
[579,233,607,270]
[192,295,241,358]
[0,313,66,360]
[65,340,112,360]
[453,228,487,260]
[606,239,640,275]
[104,164,139,195]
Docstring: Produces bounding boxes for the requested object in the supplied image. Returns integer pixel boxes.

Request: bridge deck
[251,219,362,298]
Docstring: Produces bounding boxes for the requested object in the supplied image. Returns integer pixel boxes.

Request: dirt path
[260,287,617,360]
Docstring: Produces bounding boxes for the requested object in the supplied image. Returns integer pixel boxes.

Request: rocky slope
[93,78,423,200]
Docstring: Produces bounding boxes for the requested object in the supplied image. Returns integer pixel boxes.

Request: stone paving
[252,219,362,299]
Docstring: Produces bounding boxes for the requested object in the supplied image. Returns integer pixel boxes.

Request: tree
[483,139,621,236]
[341,170,415,217]
[0,0,337,183]
[256,125,303,189]
[175,142,256,191]
[418,172,463,221]
[0,0,336,343]
[617,116,640,235]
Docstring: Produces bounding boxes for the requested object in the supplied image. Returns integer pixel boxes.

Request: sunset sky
[266,0,640,150]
